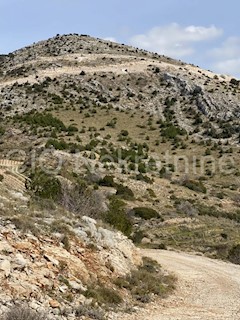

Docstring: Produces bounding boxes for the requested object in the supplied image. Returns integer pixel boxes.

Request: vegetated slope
[0,34,239,263]
[0,35,240,258]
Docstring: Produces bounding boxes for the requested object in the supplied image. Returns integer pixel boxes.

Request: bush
[161,124,186,140]
[131,230,145,244]
[228,244,240,264]
[15,111,66,132]
[135,173,153,184]
[0,126,5,136]
[196,204,240,222]
[230,78,239,86]
[138,162,147,173]
[120,129,129,137]
[181,178,207,194]
[115,183,134,200]
[2,305,47,320]
[67,125,78,133]
[45,138,68,150]
[115,257,175,303]
[103,197,132,237]
[26,170,62,201]
[131,207,161,220]
[85,285,123,305]
[75,305,105,320]
[99,175,115,187]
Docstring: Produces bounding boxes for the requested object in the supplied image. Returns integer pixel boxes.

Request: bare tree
[59,182,107,218]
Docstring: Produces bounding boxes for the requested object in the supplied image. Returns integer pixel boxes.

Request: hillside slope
[0,34,239,318]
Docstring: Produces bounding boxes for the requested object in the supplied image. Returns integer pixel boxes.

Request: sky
[0,0,240,78]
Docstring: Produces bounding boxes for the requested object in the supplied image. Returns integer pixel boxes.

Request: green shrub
[99,175,115,187]
[115,257,175,303]
[228,244,240,264]
[115,183,134,200]
[0,126,5,136]
[135,173,153,184]
[67,125,78,133]
[46,138,68,150]
[131,207,161,220]
[103,197,132,237]
[181,178,207,193]
[138,162,147,173]
[26,170,62,201]
[147,188,157,198]
[131,230,145,244]
[75,305,105,320]
[85,285,123,305]
[119,129,129,137]
[230,78,240,86]
[15,111,66,132]
[50,93,64,104]
[161,124,186,140]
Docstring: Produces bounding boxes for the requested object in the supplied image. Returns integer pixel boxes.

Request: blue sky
[1,0,240,77]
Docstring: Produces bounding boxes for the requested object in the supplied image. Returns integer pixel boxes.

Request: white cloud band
[130,23,222,58]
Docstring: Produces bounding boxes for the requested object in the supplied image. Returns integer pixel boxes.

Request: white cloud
[209,37,240,78]
[210,37,240,59]
[213,59,240,76]
[104,37,117,43]
[130,23,222,58]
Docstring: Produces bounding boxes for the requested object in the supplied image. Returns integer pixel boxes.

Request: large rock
[89,225,142,276]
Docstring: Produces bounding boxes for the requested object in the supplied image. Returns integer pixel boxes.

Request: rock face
[81,216,141,275]
[0,216,141,319]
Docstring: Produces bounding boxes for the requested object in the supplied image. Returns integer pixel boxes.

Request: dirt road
[119,249,240,320]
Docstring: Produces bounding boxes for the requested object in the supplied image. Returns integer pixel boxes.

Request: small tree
[26,170,61,201]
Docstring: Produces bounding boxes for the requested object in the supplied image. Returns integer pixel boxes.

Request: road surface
[119,249,240,320]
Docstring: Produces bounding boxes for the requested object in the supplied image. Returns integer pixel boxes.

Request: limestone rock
[49,299,60,308]
[0,241,14,254]
[44,254,59,267]
[141,237,151,245]
[0,260,11,277]
[68,280,86,292]
[12,253,27,270]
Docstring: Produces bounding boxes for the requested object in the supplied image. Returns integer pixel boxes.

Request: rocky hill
[0,34,239,319]
[0,34,240,125]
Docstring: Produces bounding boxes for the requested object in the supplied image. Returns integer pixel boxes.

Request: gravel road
[119,249,240,320]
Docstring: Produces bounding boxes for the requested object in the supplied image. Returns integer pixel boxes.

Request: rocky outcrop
[0,216,141,319]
